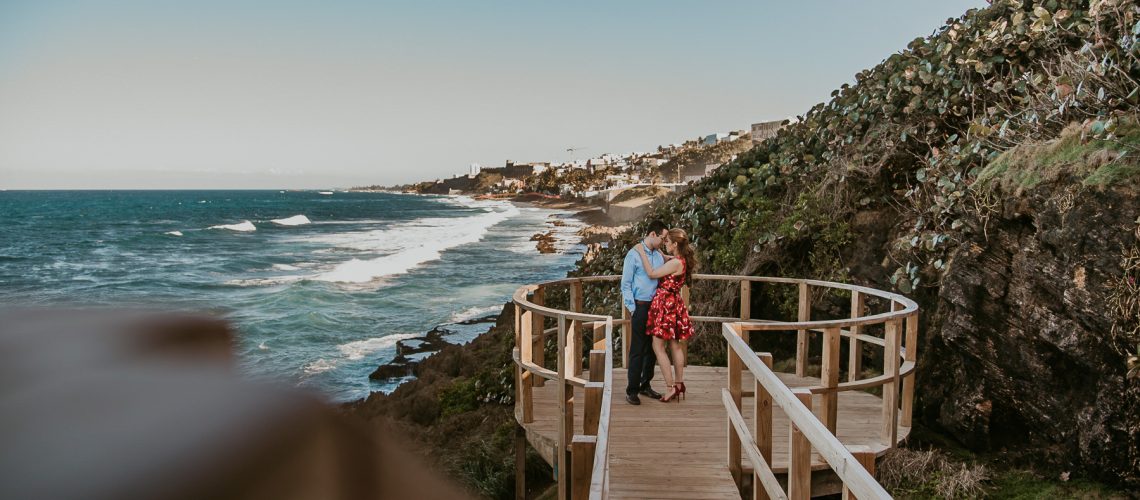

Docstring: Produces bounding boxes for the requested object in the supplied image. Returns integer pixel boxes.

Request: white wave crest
[313,199,520,283]
[303,358,336,374]
[209,220,256,232]
[272,263,301,271]
[449,305,503,324]
[165,231,183,236]
[337,333,422,361]
[271,214,311,226]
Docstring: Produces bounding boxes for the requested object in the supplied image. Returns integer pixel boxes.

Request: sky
[0,1,988,190]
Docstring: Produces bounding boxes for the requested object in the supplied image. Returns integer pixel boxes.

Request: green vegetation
[976,117,1140,193]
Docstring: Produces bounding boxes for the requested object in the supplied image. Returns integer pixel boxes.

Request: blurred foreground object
[0,309,468,500]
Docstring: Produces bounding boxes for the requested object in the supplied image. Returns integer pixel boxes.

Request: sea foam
[337,333,422,360]
[449,305,504,323]
[271,214,311,226]
[209,220,256,232]
[165,231,183,236]
[313,198,520,283]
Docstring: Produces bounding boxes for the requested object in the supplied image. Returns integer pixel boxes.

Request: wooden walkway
[519,366,909,499]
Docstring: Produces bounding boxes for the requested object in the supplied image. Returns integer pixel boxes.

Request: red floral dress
[647,259,694,341]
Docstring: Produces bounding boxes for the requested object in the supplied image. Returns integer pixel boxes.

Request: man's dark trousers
[626,301,656,396]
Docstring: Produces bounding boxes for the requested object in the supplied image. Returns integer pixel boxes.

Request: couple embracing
[620,220,698,405]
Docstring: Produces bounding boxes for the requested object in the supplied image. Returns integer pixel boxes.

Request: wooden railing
[512,275,918,500]
[513,278,614,500]
[722,278,917,500]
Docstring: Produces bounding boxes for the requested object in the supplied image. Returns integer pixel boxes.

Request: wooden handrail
[724,323,891,499]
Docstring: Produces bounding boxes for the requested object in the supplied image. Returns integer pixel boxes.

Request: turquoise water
[0,190,582,401]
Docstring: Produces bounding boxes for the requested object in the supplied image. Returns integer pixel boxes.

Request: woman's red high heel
[676,381,686,400]
[660,384,681,403]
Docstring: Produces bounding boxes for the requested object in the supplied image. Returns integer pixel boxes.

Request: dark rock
[921,185,1140,483]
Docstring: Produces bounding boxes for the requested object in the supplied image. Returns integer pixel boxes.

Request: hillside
[572,0,1140,488]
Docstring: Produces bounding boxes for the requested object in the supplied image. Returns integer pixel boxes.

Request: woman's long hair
[668,228,697,283]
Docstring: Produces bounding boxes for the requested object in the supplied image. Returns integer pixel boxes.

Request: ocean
[0,190,584,401]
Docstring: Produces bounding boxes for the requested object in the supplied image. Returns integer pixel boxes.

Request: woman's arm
[635,245,681,279]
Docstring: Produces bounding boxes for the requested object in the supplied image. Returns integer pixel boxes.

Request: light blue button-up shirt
[621,241,664,313]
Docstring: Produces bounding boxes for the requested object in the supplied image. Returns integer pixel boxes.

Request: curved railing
[512,274,919,500]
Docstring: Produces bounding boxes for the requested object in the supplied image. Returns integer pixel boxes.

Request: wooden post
[584,350,604,436]
[847,291,866,382]
[570,436,597,500]
[592,322,605,348]
[566,319,582,378]
[880,317,901,447]
[821,327,841,432]
[789,389,813,500]
[796,282,810,377]
[515,423,527,500]
[754,353,774,500]
[901,313,918,428]
[569,282,583,377]
[842,446,876,500]
[727,326,743,488]
[520,310,534,423]
[740,280,751,320]
[570,280,583,313]
[621,306,631,369]
[532,288,546,387]
[556,315,570,500]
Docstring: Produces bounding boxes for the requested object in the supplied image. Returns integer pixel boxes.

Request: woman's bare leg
[670,340,686,387]
[652,337,676,396]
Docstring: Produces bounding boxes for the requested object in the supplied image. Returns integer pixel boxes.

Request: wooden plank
[847,291,865,382]
[516,423,527,500]
[796,283,810,377]
[843,446,876,500]
[789,389,812,500]
[821,327,841,432]
[901,313,918,427]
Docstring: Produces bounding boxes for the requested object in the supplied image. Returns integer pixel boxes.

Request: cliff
[571,0,1140,488]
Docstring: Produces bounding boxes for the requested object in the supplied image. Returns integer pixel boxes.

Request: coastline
[359,193,626,396]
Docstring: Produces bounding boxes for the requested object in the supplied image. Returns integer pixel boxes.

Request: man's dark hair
[645,220,668,236]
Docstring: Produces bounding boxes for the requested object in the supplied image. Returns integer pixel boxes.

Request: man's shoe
[639,387,663,399]
[625,393,641,405]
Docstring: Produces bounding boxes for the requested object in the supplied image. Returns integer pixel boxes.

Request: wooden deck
[519,366,909,499]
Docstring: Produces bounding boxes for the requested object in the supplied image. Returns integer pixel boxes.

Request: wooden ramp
[520,366,910,498]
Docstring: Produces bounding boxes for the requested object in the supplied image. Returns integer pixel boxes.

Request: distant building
[751,120,784,142]
[703,133,730,146]
[470,163,482,176]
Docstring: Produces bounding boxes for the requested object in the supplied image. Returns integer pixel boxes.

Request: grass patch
[975,117,1140,194]
[878,448,990,499]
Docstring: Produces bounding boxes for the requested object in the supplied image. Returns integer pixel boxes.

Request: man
[620,219,668,405]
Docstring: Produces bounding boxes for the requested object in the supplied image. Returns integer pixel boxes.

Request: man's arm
[620,250,638,314]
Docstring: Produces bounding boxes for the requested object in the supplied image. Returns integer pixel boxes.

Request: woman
[634,228,697,402]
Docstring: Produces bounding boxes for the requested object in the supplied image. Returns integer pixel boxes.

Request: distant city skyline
[0,1,987,189]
